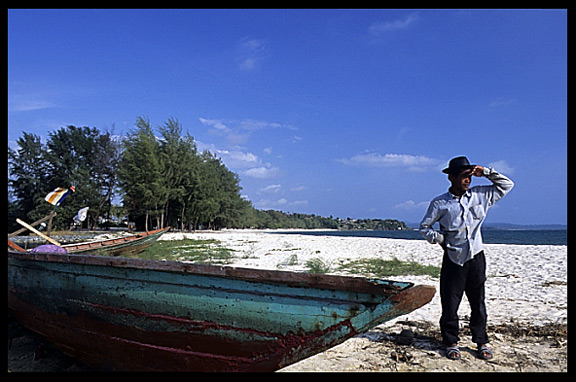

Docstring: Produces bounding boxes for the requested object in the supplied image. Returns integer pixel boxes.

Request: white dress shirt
[420,167,514,266]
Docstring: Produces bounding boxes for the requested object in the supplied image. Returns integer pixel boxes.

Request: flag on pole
[45,186,76,206]
[73,207,89,225]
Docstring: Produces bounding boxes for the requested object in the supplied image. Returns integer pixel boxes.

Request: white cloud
[198,118,231,133]
[254,197,308,210]
[240,38,265,52]
[8,98,58,112]
[370,13,419,34]
[251,183,309,210]
[199,118,249,145]
[199,117,296,146]
[237,37,266,71]
[196,140,265,171]
[242,166,280,179]
[394,200,429,210]
[254,198,287,209]
[337,152,442,171]
[239,57,258,71]
[239,119,296,132]
[8,80,95,113]
[259,184,282,193]
[197,117,300,180]
[487,160,514,175]
[196,119,287,181]
[217,150,261,168]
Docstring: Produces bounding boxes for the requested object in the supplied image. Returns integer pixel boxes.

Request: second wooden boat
[61,227,170,256]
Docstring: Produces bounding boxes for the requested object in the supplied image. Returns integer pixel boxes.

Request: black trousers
[439,250,489,346]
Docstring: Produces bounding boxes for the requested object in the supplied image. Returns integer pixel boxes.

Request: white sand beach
[163,230,568,372]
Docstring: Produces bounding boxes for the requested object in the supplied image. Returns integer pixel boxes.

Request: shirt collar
[448,189,471,199]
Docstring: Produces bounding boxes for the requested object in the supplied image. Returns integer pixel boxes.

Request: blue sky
[8,9,567,225]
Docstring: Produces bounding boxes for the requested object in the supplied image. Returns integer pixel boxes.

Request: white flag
[73,207,89,224]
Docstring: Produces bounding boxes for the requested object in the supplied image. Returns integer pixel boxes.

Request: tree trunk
[145,209,149,232]
[180,203,185,232]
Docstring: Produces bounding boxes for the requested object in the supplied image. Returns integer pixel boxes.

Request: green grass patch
[337,257,440,279]
[137,239,235,264]
[276,254,299,270]
[305,257,332,274]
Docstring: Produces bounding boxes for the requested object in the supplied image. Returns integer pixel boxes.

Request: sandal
[445,345,461,360]
[477,344,494,360]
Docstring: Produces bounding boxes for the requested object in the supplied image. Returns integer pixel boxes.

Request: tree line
[8,117,407,232]
[8,125,121,232]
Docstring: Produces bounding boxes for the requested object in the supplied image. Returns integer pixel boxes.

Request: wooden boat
[61,227,170,256]
[7,247,435,372]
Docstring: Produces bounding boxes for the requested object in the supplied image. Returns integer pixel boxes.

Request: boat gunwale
[7,249,410,296]
[61,227,169,251]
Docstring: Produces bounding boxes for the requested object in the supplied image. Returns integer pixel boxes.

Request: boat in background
[7,248,435,371]
[61,227,169,256]
[9,210,169,257]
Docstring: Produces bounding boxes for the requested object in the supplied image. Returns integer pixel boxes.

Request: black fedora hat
[442,156,475,174]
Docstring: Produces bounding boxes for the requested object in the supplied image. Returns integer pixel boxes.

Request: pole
[15,219,61,246]
[8,212,57,238]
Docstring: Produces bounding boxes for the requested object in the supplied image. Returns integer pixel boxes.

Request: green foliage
[118,117,166,231]
[8,126,121,231]
[8,133,49,226]
[250,210,340,229]
[338,218,408,231]
[117,117,251,231]
[243,210,407,231]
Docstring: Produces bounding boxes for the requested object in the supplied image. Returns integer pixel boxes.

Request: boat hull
[62,227,169,256]
[8,251,435,371]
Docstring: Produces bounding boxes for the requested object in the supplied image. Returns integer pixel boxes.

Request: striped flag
[45,186,75,206]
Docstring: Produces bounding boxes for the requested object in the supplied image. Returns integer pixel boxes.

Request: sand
[8,229,567,372]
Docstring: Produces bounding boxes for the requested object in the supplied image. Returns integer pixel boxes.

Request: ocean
[275,229,567,246]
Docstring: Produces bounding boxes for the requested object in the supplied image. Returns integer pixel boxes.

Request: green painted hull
[8,250,435,371]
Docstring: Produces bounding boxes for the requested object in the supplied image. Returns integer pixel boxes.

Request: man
[420,156,514,361]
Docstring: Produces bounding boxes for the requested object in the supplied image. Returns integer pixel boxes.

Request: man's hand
[439,241,447,251]
[470,165,484,177]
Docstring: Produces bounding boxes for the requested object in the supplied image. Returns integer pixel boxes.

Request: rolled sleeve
[420,200,444,244]
[483,167,515,205]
